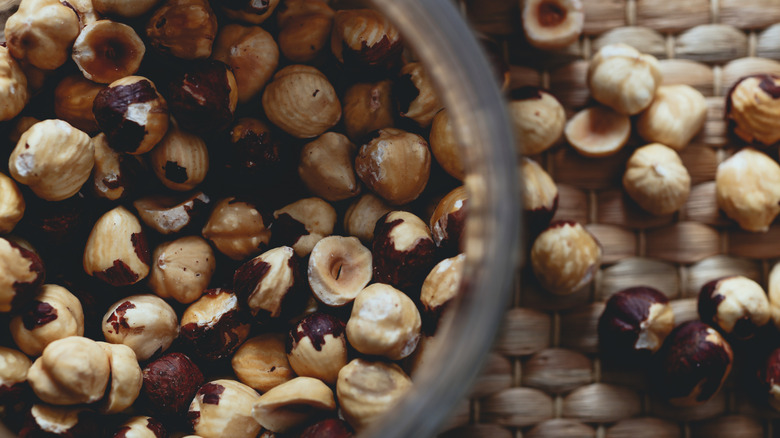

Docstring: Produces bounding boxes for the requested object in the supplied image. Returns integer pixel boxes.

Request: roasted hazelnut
[372,211,437,292]
[564,106,631,157]
[588,44,662,115]
[102,294,179,362]
[233,246,307,321]
[623,143,691,216]
[97,342,143,414]
[167,60,239,134]
[298,132,361,202]
[142,352,204,415]
[212,23,279,104]
[429,109,465,181]
[92,76,169,155]
[134,191,211,235]
[4,0,80,70]
[522,0,584,50]
[252,376,336,433]
[18,404,101,437]
[531,221,601,295]
[0,172,25,234]
[336,359,412,431]
[342,80,394,142]
[331,9,402,71]
[508,87,566,156]
[698,276,770,340]
[93,0,162,18]
[149,125,209,191]
[221,0,281,25]
[430,186,468,254]
[277,0,335,64]
[0,346,32,404]
[54,75,104,134]
[27,336,110,405]
[91,133,146,201]
[344,193,392,244]
[420,254,464,330]
[272,198,337,257]
[72,20,146,84]
[201,197,271,261]
[0,45,28,121]
[726,74,780,146]
[149,236,215,304]
[521,157,558,235]
[287,312,348,384]
[760,347,780,412]
[188,379,262,438]
[308,235,372,307]
[9,119,93,201]
[112,416,167,438]
[355,128,431,206]
[652,320,733,406]
[637,84,707,150]
[219,117,294,189]
[146,0,218,59]
[300,419,354,438]
[232,333,295,393]
[10,284,85,356]
[395,62,443,127]
[598,287,674,358]
[715,148,780,232]
[83,206,150,286]
[0,236,45,313]
[180,288,251,361]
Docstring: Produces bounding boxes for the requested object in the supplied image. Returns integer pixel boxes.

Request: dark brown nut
[18,404,101,437]
[221,0,281,25]
[91,133,146,201]
[429,109,464,181]
[588,44,662,116]
[9,119,93,201]
[420,254,464,328]
[522,0,584,50]
[262,65,341,138]
[93,0,162,18]
[71,20,146,84]
[232,333,295,393]
[180,288,251,361]
[299,419,354,438]
[219,117,294,189]
[276,0,334,64]
[564,105,631,157]
[336,359,412,431]
[308,236,372,307]
[0,46,28,121]
[430,186,468,254]
[188,379,262,438]
[652,320,733,406]
[92,76,169,155]
[287,312,347,384]
[623,143,691,216]
[4,0,80,70]
[698,276,771,340]
[142,352,204,415]
[10,284,84,356]
[272,197,337,257]
[395,62,443,127]
[0,236,45,313]
[531,221,601,295]
[344,193,392,244]
[146,0,218,59]
[102,294,179,361]
[83,206,150,286]
[212,23,279,104]
[342,80,394,142]
[112,416,167,438]
[598,287,675,357]
[27,336,110,405]
[760,347,780,412]
[149,236,216,304]
[149,125,209,191]
[0,172,25,234]
[251,376,336,433]
[331,9,402,71]
[167,60,238,134]
[508,87,566,156]
[355,128,431,206]
[298,133,361,202]
[0,346,31,404]
[134,191,211,235]
[97,342,142,414]
[637,85,707,150]
[233,246,307,321]
[54,75,104,134]
[521,157,558,235]
[715,148,780,232]
[726,74,780,146]
[372,211,437,292]
[202,197,271,261]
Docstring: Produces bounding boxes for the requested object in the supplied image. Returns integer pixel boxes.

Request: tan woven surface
[444,0,780,437]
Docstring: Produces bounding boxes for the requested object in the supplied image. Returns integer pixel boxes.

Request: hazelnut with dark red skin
[11,284,85,357]
[0,236,45,313]
[167,60,238,135]
[146,0,218,59]
[180,288,252,361]
[287,312,348,384]
[18,405,102,438]
[83,206,150,287]
[142,352,205,415]
[698,276,771,340]
[188,379,262,438]
[759,347,780,412]
[372,211,437,293]
[430,186,468,255]
[102,294,179,362]
[271,198,337,257]
[299,418,354,438]
[91,133,148,201]
[217,118,294,190]
[331,9,403,72]
[112,416,167,438]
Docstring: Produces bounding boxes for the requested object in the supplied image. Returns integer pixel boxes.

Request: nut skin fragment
[149,236,216,304]
[83,206,150,287]
[167,60,239,134]
[396,62,443,127]
[521,158,558,236]
[508,87,566,156]
[622,143,691,216]
[233,246,307,321]
[97,342,143,414]
[372,211,437,292]
[715,148,780,232]
[142,352,204,415]
[232,334,294,393]
[298,132,361,202]
[0,46,28,121]
[4,0,80,70]
[272,197,337,257]
[564,105,631,157]
[251,376,336,433]
[531,221,602,295]
[93,0,162,18]
[588,43,662,115]
[726,74,780,146]
[54,75,104,134]
[11,284,84,356]
[308,235,373,307]
[637,84,707,150]
[180,288,251,361]
[0,171,25,234]
[287,312,348,384]
[221,0,281,25]
[149,125,210,191]
[102,294,179,362]
[188,379,262,438]
[202,197,271,261]
[146,0,218,59]
[276,0,335,64]
[430,186,468,255]
[344,193,392,244]
[0,236,45,313]
[71,20,146,84]
[429,109,465,181]
[112,416,167,438]
[336,359,412,431]
[698,276,771,340]
[0,346,32,404]
[212,23,279,104]
[134,191,211,235]
[331,9,402,71]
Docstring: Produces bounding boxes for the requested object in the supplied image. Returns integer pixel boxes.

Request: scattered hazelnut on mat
[146,0,218,59]
[102,294,179,362]
[0,346,32,404]
[97,342,143,414]
[396,62,444,127]
[287,312,348,384]
[521,157,558,235]
[564,105,631,157]
[0,236,44,313]
[622,143,691,216]
[142,352,204,416]
[588,43,662,115]
[201,197,271,261]
[760,347,780,412]
[188,379,262,438]
[212,23,279,104]
[93,0,162,18]
[18,404,101,437]
[715,148,780,232]
[4,0,80,70]
[272,197,337,257]
[83,206,150,287]
[300,418,354,438]
[522,0,584,50]
[344,193,393,244]
[149,125,210,191]
[180,288,251,361]
[111,416,167,438]
[337,359,413,431]
[508,87,566,156]
[698,276,770,340]
[299,132,361,202]
[149,236,215,304]
[91,133,147,201]
[251,376,336,433]
[10,284,84,356]
[308,235,373,307]
[0,46,28,121]
[220,0,281,25]
[430,186,468,254]
[372,211,437,291]
[429,109,465,181]
[0,172,25,234]
[598,287,675,358]
[276,0,335,64]
[232,333,295,393]
[233,246,307,321]
[531,221,601,295]
[726,74,780,146]
[637,84,707,150]
[54,75,104,134]
[167,60,238,134]
[134,191,211,235]
[343,80,394,142]
[71,20,146,84]
[331,9,402,71]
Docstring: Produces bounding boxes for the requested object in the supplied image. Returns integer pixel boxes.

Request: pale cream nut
[10,284,85,356]
[102,294,179,361]
[308,235,373,307]
[233,246,301,319]
[97,342,142,414]
[429,109,465,181]
[421,254,465,313]
[0,346,31,389]
[564,105,631,157]
[0,236,43,313]
[232,333,295,393]
[522,0,584,50]
[397,62,443,127]
[727,74,780,146]
[202,197,271,261]
[189,379,262,438]
[0,171,24,234]
[716,148,780,232]
[298,132,361,202]
[149,236,215,304]
[330,9,401,68]
[71,20,146,84]
[25,404,88,435]
[521,157,558,216]
[212,23,279,104]
[588,43,662,115]
[273,197,337,257]
[531,221,602,295]
[4,0,80,70]
[701,276,770,337]
[344,193,393,244]
[336,358,412,431]
[622,143,691,216]
[134,191,211,235]
[637,84,707,150]
[508,87,566,156]
[287,312,348,384]
[83,206,150,286]
[276,0,334,64]
[0,45,28,121]
[114,416,166,437]
[149,126,209,191]
[91,133,140,201]
[251,376,336,433]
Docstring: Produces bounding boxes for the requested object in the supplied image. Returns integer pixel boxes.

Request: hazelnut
[726,74,780,146]
[93,0,162,18]
[430,186,468,254]
[508,87,566,156]
[598,287,675,358]
[149,125,209,191]
[201,197,271,261]
[336,359,412,431]
[715,148,780,232]
[272,197,337,257]
[308,235,372,307]
[83,206,150,287]
[652,320,733,406]
[27,336,110,405]
[146,0,217,59]
[698,276,770,340]
[219,117,294,189]
[564,106,631,157]
[8,119,94,201]
[429,110,465,181]
[9,116,40,144]
[10,284,85,356]
[355,128,431,206]
[637,85,707,150]
[102,294,179,362]
[262,65,341,138]
[133,191,211,235]
[522,0,584,50]
[97,342,143,414]
[221,0,281,25]
[344,193,392,244]
[395,62,443,127]
[0,46,28,121]
[346,283,422,360]
[769,262,780,329]
[342,80,394,142]
[188,379,262,438]
[112,416,167,438]
[65,0,99,27]
[588,44,662,115]
[18,404,101,437]
[212,23,279,104]
[180,288,251,361]
[149,236,216,304]
[0,236,45,313]
[91,133,146,201]
[71,20,146,84]
[287,312,348,384]
[298,132,361,202]
[530,221,602,295]
[54,75,104,134]
[299,419,354,438]
[420,254,464,331]
[372,211,437,292]
[142,352,204,415]
[276,0,335,64]
[232,333,295,393]
[4,0,80,70]
[622,143,691,216]
[521,157,558,235]
[0,171,25,234]
[0,346,32,404]
[167,60,238,134]
[251,376,336,433]
[759,347,780,412]
[331,9,402,71]
[233,246,307,321]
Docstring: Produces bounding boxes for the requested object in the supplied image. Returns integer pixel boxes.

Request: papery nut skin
[508,87,566,156]
[232,334,295,393]
[715,148,780,232]
[0,172,25,234]
[530,221,602,295]
[336,359,412,431]
[726,74,780,146]
[188,379,262,438]
[429,109,465,181]
[0,237,45,313]
[146,0,217,59]
[0,46,28,121]
[212,24,279,104]
[149,236,216,304]
[330,9,403,71]
[149,125,210,191]
[167,60,238,134]
[343,193,392,244]
[372,211,437,292]
[308,235,373,307]
[251,376,336,433]
[521,158,559,236]
[142,352,204,415]
[202,197,271,261]
[4,0,80,70]
[180,288,251,361]
[134,191,211,235]
[622,143,691,216]
[395,62,443,127]
[11,284,85,357]
[598,287,674,359]
[287,312,348,384]
[587,43,662,115]
[430,186,468,255]
[71,20,146,84]
[637,84,707,150]
[298,132,361,202]
[221,0,281,25]
[522,0,584,50]
[83,206,150,287]
[102,294,179,362]
[271,197,337,257]
[233,246,307,321]
[698,276,771,340]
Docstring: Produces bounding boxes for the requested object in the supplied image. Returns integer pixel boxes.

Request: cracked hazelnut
[521,157,558,235]
[202,197,271,261]
[287,312,347,384]
[342,80,394,142]
[0,346,31,404]
[277,0,334,64]
[0,236,45,313]
[149,236,215,304]
[508,87,566,156]
[522,0,584,50]
[252,376,336,433]
[188,379,262,438]
[598,287,674,358]
[233,246,307,321]
[112,416,167,438]
[716,148,780,232]
[726,74,780,146]
[149,125,209,191]
[142,352,204,415]
[167,60,238,134]
[180,288,251,361]
[11,284,84,356]
[232,333,294,393]
[212,23,279,104]
[698,276,770,340]
[623,143,691,216]
[54,75,104,134]
[102,294,179,362]
[336,359,412,431]
[588,44,662,115]
[637,84,707,150]
[93,0,162,18]
[91,133,146,201]
[430,186,468,254]
[4,0,80,70]
[146,0,217,59]
[83,206,150,286]
[429,110,464,181]
[97,342,143,414]
[0,172,25,234]
[760,347,780,412]
[18,404,101,437]
[300,418,354,438]
[531,221,601,295]
[308,235,372,307]
[420,254,464,332]
[395,62,443,127]
[344,193,392,244]
[72,20,146,84]
[372,211,436,292]
[299,132,361,202]
[0,45,28,121]
[221,0,281,25]
[331,9,402,71]
[272,197,337,257]
[564,106,631,157]
[134,191,211,235]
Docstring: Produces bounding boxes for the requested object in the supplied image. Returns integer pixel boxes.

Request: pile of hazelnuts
[0,0,472,436]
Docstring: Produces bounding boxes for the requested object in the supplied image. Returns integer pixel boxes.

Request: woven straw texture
[441,0,780,437]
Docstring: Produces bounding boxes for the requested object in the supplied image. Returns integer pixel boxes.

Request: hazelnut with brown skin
[508,87,566,156]
[564,105,631,157]
[72,20,146,84]
[0,46,28,121]
[233,246,307,321]
[91,133,147,201]
[430,186,468,254]
[93,0,162,18]
[308,235,373,307]
[97,342,143,414]
[276,0,335,64]
[299,132,361,202]
[146,0,218,59]
[638,85,707,150]
[134,191,211,235]
[272,197,337,257]
[219,117,294,189]
[180,288,251,361]
[149,236,216,304]
[54,75,104,134]
[212,24,279,104]
[0,172,25,234]
[342,80,394,142]
[522,0,584,50]
[331,9,403,72]
[372,211,437,292]
[149,125,210,191]
[142,352,204,415]
[188,379,262,438]
[698,276,771,340]
[251,377,337,433]
[726,74,780,146]
[0,236,45,313]
[18,404,102,437]
[521,158,558,235]
[396,62,443,127]
[716,148,780,232]
[300,419,354,438]
[531,221,601,295]
[598,287,675,359]
[202,197,271,261]
[429,110,464,181]
[10,284,85,357]
[167,60,239,134]
[588,44,662,115]
[83,206,150,287]
[221,0,281,25]
[232,333,295,392]
[0,347,32,404]
[102,294,179,362]
[4,0,80,70]
[112,416,167,438]
[344,193,392,244]
[337,359,412,431]
[623,143,691,216]
[759,347,780,412]
[287,312,348,384]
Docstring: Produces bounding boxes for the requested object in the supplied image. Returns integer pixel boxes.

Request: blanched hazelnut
[0,346,32,403]
[564,106,631,157]
[588,44,662,115]
[0,236,45,313]
[0,45,28,121]
[726,74,780,146]
[93,0,162,18]
[102,294,179,361]
[4,0,80,70]
[18,404,101,437]
[522,0,584,50]
[11,284,84,356]
[287,312,348,384]
[72,20,146,84]
[202,197,271,260]
[698,276,770,340]
[336,359,412,431]
[355,128,431,205]
[308,235,372,307]
[277,0,334,64]
[212,23,279,104]
[142,352,204,415]
[91,133,146,201]
[430,186,468,254]
[521,158,558,235]
[372,211,437,291]
[232,333,294,393]
[112,416,167,438]
[9,119,93,201]
[252,376,336,433]
[299,132,361,201]
[167,60,238,134]
[429,109,464,181]
[180,288,251,361]
[146,0,217,59]
[598,287,674,357]
[716,148,780,232]
[83,206,150,286]
[331,9,402,71]
[188,379,262,438]
[54,75,104,134]
[97,342,143,414]
[623,143,691,216]
[0,172,25,234]
[420,254,464,329]
[221,0,281,24]
[638,85,707,150]
[531,221,601,295]
[149,125,209,191]
[508,87,566,156]
[343,80,394,142]
[344,193,392,244]
[300,419,354,438]
[272,197,337,257]
[134,191,211,235]
[233,246,307,321]
[396,62,443,127]
[149,236,215,304]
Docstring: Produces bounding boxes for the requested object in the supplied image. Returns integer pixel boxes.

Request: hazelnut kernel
[251,377,336,433]
[331,9,402,71]
[212,23,279,104]
[0,236,45,313]
[276,0,335,64]
[167,60,239,134]
[102,294,179,362]
[10,284,85,356]
[726,74,780,146]
[149,125,210,191]
[112,416,167,438]
[715,148,780,232]
[298,133,361,202]
[220,0,281,25]
[420,254,465,332]
[564,105,631,157]
[430,186,468,254]
[588,43,662,115]
[202,197,271,261]
[522,0,584,50]
[54,75,104,134]
[5,0,80,70]
[71,20,146,84]
[637,84,707,150]
[91,133,147,201]
[272,197,337,257]
[0,172,25,234]
[622,143,691,216]
[530,221,601,295]
[521,158,559,235]
[344,193,393,244]
[0,46,28,121]
[336,359,412,431]
[598,287,675,357]
[508,87,566,156]
[429,109,465,181]
[97,342,143,414]
[180,288,251,361]
[149,236,216,304]
[134,191,211,235]
[287,312,348,384]
[83,206,150,287]
[0,346,32,404]
[342,80,395,142]
[188,379,262,438]
[698,276,771,340]
[146,0,218,59]
[395,62,443,127]
[308,235,373,307]
[142,352,204,415]
[232,334,295,393]
[372,211,437,292]
[233,246,307,321]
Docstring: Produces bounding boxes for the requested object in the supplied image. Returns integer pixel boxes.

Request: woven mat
[441,1,780,437]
